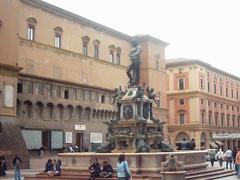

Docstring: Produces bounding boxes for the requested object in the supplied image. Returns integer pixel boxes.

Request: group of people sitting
[88,159,113,179]
[44,159,61,176]
[88,154,131,180]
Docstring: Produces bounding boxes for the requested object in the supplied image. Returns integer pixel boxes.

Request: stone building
[0,0,168,167]
[167,58,240,150]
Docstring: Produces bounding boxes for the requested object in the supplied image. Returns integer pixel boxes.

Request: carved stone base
[162,171,186,180]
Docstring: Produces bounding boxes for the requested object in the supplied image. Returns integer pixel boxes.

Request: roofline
[166,59,240,81]
[135,35,169,47]
[21,0,132,41]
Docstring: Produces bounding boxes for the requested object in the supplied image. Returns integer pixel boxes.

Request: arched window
[84,107,91,121]
[54,27,63,48]
[46,103,54,120]
[26,17,37,40]
[109,45,115,63]
[82,36,90,56]
[116,47,121,65]
[35,101,44,120]
[23,100,33,119]
[76,106,83,121]
[93,39,100,59]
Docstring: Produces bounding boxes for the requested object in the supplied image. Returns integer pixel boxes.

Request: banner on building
[213,133,240,139]
[75,124,86,131]
[65,132,72,143]
[90,133,102,143]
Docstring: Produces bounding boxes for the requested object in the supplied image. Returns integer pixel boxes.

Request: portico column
[223,140,228,151]
[229,140,233,150]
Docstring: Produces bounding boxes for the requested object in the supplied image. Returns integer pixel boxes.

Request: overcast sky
[44,0,240,77]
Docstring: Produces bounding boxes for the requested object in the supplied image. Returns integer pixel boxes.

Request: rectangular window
[233,116,235,127]
[232,106,234,111]
[179,79,184,90]
[110,51,114,63]
[226,87,228,97]
[17,83,23,93]
[215,115,218,126]
[207,82,210,92]
[227,105,229,110]
[214,102,217,108]
[201,99,204,105]
[54,33,61,48]
[221,104,223,108]
[28,81,33,94]
[214,84,217,94]
[27,24,34,40]
[231,89,234,98]
[227,117,230,127]
[237,90,239,100]
[179,113,185,124]
[64,89,69,99]
[94,46,99,59]
[201,113,204,124]
[179,99,184,105]
[83,45,88,56]
[208,113,212,124]
[221,116,224,126]
[220,85,223,96]
[208,100,211,107]
[200,78,203,90]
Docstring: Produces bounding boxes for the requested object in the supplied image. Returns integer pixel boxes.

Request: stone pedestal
[162,171,186,180]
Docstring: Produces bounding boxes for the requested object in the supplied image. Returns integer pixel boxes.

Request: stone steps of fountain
[185,167,235,180]
[24,167,236,180]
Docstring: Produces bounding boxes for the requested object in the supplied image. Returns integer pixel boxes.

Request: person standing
[39,145,45,158]
[13,154,22,180]
[235,149,240,178]
[225,148,233,169]
[216,149,224,167]
[116,154,131,180]
[0,156,7,176]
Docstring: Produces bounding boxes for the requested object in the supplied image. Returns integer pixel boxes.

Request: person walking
[209,149,216,167]
[116,154,131,180]
[235,149,240,178]
[13,154,22,180]
[216,149,224,167]
[225,148,233,169]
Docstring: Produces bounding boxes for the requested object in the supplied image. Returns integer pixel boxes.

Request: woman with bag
[117,154,131,180]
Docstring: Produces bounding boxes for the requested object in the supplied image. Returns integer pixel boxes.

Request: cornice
[20,0,131,41]
[166,59,240,82]
[0,63,23,77]
[167,90,240,104]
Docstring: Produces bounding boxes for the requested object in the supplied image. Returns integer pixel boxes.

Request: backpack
[15,159,21,170]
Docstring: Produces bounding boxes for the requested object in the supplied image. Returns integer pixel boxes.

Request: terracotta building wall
[16,0,132,89]
[0,0,19,67]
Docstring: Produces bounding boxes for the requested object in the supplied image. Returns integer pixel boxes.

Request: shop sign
[213,133,240,139]
[90,133,102,143]
[75,124,86,131]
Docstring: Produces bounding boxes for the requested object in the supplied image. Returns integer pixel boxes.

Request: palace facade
[167,59,240,150]
[0,0,168,167]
